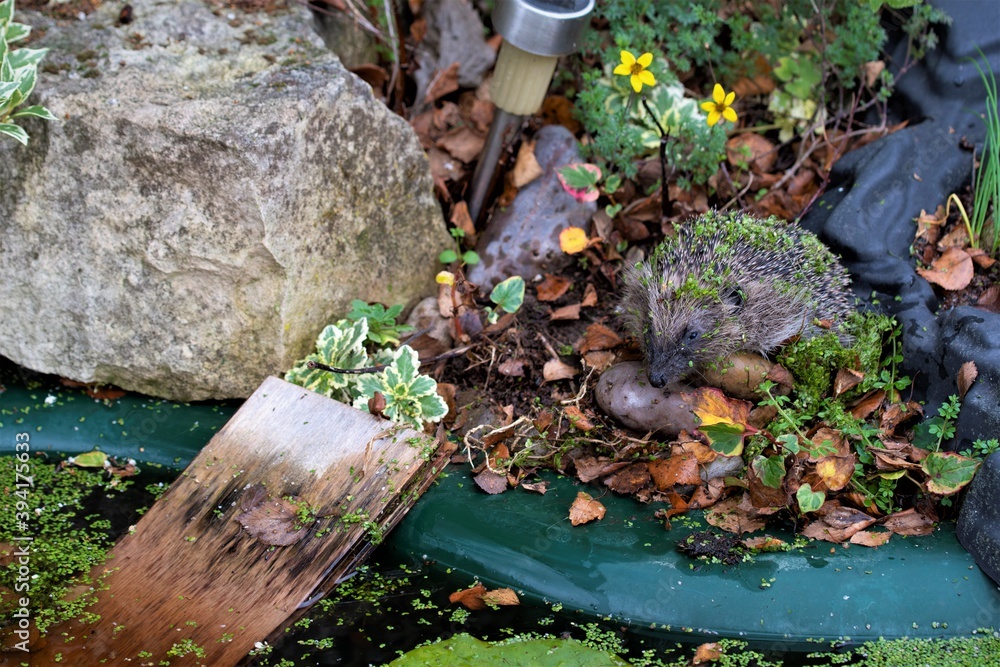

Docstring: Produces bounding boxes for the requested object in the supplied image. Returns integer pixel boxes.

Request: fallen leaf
[481,588,520,607]
[578,323,623,354]
[693,642,723,664]
[916,247,974,291]
[449,584,488,610]
[863,60,885,87]
[803,455,856,492]
[573,456,627,483]
[450,201,476,246]
[604,463,652,494]
[882,507,936,536]
[833,368,864,396]
[497,357,526,377]
[542,358,578,382]
[569,491,606,526]
[726,133,777,173]
[520,479,549,494]
[937,223,970,249]
[511,139,543,188]
[368,391,387,418]
[977,285,1000,313]
[742,535,787,551]
[436,126,485,163]
[921,451,981,495]
[850,389,885,420]
[880,401,922,435]
[235,489,312,547]
[648,455,701,490]
[473,469,509,495]
[850,530,892,547]
[705,495,767,534]
[536,274,572,301]
[582,350,616,372]
[550,303,582,320]
[69,450,110,468]
[969,247,997,269]
[914,206,945,243]
[581,283,598,307]
[957,361,978,400]
[541,95,582,133]
[563,404,595,431]
[424,61,460,103]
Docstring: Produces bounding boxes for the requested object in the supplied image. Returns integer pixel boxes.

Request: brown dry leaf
[808,427,850,460]
[747,462,788,509]
[731,55,775,95]
[497,357,527,377]
[563,404,595,431]
[424,61,460,103]
[573,456,626,483]
[850,530,892,547]
[449,584,488,610]
[880,401,922,434]
[978,285,1000,313]
[863,60,885,87]
[511,139,544,188]
[427,146,463,184]
[481,588,520,607]
[450,202,476,246]
[850,389,886,420]
[234,487,311,547]
[726,133,777,173]
[368,391,387,418]
[550,303,582,320]
[536,274,572,302]
[409,16,427,43]
[917,246,974,291]
[648,454,701,490]
[583,350,616,372]
[521,480,549,494]
[957,360,978,400]
[569,491,606,526]
[436,126,485,164]
[473,469,509,495]
[742,535,787,551]
[543,358,579,382]
[833,368,864,396]
[882,507,936,536]
[604,463,652,494]
[693,642,723,664]
[969,247,997,269]
[578,323,623,354]
[704,495,767,535]
[805,455,856,492]
[914,206,945,243]
[938,223,970,249]
[689,477,726,510]
[541,95,583,133]
[581,283,599,307]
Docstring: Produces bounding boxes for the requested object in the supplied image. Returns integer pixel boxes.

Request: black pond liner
[799,0,1000,584]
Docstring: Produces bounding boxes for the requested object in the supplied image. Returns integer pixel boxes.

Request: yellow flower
[613,50,656,93]
[559,227,589,255]
[435,271,455,286]
[701,83,738,126]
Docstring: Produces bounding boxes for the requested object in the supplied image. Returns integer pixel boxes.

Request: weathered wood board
[27,377,446,665]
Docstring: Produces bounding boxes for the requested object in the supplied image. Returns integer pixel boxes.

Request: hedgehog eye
[686,329,701,342]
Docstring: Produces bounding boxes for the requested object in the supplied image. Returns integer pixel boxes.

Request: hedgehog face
[644,287,745,388]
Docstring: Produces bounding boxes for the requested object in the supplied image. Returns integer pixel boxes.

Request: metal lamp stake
[467,0,595,224]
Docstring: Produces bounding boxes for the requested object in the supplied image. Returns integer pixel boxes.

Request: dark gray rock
[466,124,596,290]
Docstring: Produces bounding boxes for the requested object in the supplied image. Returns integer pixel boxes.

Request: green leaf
[14,63,35,99]
[0,122,28,145]
[556,164,600,190]
[603,173,622,195]
[752,454,786,489]
[11,104,55,120]
[0,80,18,99]
[438,249,458,264]
[489,276,525,314]
[700,421,745,457]
[776,433,800,454]
[921,451,981,495]
[7,46,47,69]
[416,392,448,423]
[0,0,14,25]
[393,346,420,383]
[461,250,480,266]
[796,483,825,513]
[4,21,28,43]
[71,450,109,468]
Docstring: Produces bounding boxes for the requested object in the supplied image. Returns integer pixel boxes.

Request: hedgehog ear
[720,284,745,309]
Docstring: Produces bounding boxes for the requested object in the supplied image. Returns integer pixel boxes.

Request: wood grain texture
[26,377,444,665]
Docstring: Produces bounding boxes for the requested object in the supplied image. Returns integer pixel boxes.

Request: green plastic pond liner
[0,379,235,466]
[385,468,1000,652]
[5,378,998,653]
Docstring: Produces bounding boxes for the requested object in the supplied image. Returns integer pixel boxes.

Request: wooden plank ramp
[23,377,448,665]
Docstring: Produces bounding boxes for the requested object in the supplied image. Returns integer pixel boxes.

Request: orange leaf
[449,584,488,610]
[569,491,606,526]
[648,454,701,490]
[693,642,723,664]
[957,360,978,400]
[685,387,752,428]
[916,247,974,291]
[536,274,572,301]
[511,140,543,188]
[849,530,892,547]
[550,303,581,320]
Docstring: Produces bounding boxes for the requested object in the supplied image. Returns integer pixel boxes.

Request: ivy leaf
[796,483,825,513]
[752,454,786,489]
[490,276,525,314]
[921,451,981,495]
[776,433,800,454]
[699,422,746,457]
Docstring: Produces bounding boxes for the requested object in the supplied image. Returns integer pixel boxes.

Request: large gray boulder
[0,0,450,401]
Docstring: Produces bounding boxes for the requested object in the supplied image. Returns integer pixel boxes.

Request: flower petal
[613,63,631,76]
[637,52,654,68]
[713,83,725,104]
[724,91,736,106]
[630,74,643,93]
[722,106,738,123]
[706,110,721,127]
[638,70,656,88]
[620,50,636,67]
[700,101,716,112]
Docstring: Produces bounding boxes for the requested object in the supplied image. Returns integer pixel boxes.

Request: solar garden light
[467,0,595,223]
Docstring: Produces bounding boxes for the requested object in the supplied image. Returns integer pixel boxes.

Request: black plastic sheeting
[800,1,1000,584]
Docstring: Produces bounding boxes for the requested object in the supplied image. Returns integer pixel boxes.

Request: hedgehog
[619,210,855,388]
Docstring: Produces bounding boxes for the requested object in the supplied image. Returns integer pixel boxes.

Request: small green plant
[346,299,414,346]
[960,438,1000,459]
[353,345,447,429]
[0,0,56,145]
[439,227,480,267]
[968,47,999,255]
[914,394,962,452]
[484,275,525,324]
[284,319,369,403]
